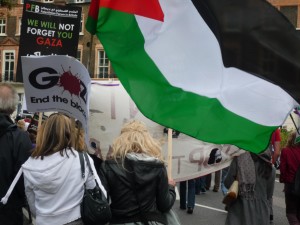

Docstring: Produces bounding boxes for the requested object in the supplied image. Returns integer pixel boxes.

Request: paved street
[23,174,288,225]
[172,177,288,225]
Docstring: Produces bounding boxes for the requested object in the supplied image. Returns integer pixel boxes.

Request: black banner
[16,0,82,82]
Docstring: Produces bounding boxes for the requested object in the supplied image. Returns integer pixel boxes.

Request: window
[79,14,84,34]
[77,48,82,62]
[18,93,23,102]
[97,50,109,78]
[2,51,15,82]
[75,0,84,3]
[43,0,54,3]
[0,18,6,35]
[16,17,22,36]
[280,6,298,28]
[17,93,23,115]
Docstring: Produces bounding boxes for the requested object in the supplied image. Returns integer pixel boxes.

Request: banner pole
[167,128,173,179]
[38,112,43,129]
[71,117,78,148]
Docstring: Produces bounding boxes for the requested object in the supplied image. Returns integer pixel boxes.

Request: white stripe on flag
[136,0,296,126]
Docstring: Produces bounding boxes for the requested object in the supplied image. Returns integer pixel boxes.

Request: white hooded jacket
[22,148,106,225]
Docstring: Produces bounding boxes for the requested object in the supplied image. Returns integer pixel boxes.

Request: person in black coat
[0,83,32,225]
[100,120,176,225]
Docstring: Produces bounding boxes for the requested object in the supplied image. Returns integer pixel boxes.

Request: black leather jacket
[100,154,175,224]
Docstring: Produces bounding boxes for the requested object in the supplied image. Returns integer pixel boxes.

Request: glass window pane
[280,6,298,28]
[97,50,109,78]
[3,51,15,81]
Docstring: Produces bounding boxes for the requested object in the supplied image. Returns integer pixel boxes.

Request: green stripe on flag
[86,15,97,35]
[93,8,276,153]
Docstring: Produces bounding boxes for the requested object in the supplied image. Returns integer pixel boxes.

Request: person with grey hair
[0,83,32,225]
[0,83,19,114]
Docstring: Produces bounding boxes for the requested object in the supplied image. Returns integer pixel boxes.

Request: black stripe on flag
[192,0,300,103]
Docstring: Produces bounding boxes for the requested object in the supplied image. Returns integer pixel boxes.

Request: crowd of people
[0,82,300,225]
[0,83,176,225]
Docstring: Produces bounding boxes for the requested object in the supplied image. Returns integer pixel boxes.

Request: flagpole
[167,128,173,179]
[87,34,94,76]
[290,114,299,134]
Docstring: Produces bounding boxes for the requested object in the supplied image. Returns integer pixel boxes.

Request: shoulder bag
[222,171,239,206]
[79,152,111,225]
[163,209,182,225]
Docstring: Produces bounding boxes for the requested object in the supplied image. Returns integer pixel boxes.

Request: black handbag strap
[79,151,98,188]
[79,151,85,179]
[125,159,149,225]
[83,153,94,176]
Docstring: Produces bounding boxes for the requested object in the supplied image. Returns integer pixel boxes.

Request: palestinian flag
[86,0,300,153]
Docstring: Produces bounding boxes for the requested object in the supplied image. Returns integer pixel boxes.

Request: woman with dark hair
[22,113,106,225]
[224,150,275,225]
[100,120,176,225]
[280,131,300,225]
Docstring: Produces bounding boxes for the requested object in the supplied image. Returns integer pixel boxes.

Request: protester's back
[280,131,300,224]
[0,83,32,225]
[100,120,176,225]
[22,113,106,225]
[224,151,275,225]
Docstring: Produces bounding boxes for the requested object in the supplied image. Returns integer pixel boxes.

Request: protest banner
[16,0,82,82]
[21,55,91,144]
[88,80,244,181]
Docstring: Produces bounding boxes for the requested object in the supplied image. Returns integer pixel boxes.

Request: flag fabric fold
[86,0,299,153]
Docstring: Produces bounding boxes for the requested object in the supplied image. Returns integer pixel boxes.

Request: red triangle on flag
[100,0,164,21]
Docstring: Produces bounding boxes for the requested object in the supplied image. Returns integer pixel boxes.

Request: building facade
[0,0,115,116]
[268,0,300,130]
[269,0,300,28]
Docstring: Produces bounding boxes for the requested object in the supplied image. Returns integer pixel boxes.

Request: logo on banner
[26,3,40,13]
[28,66,88,118]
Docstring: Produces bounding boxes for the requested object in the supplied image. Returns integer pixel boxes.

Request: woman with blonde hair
[280,131,300,225]
[100,120,176,225]
[22,113,106,225]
